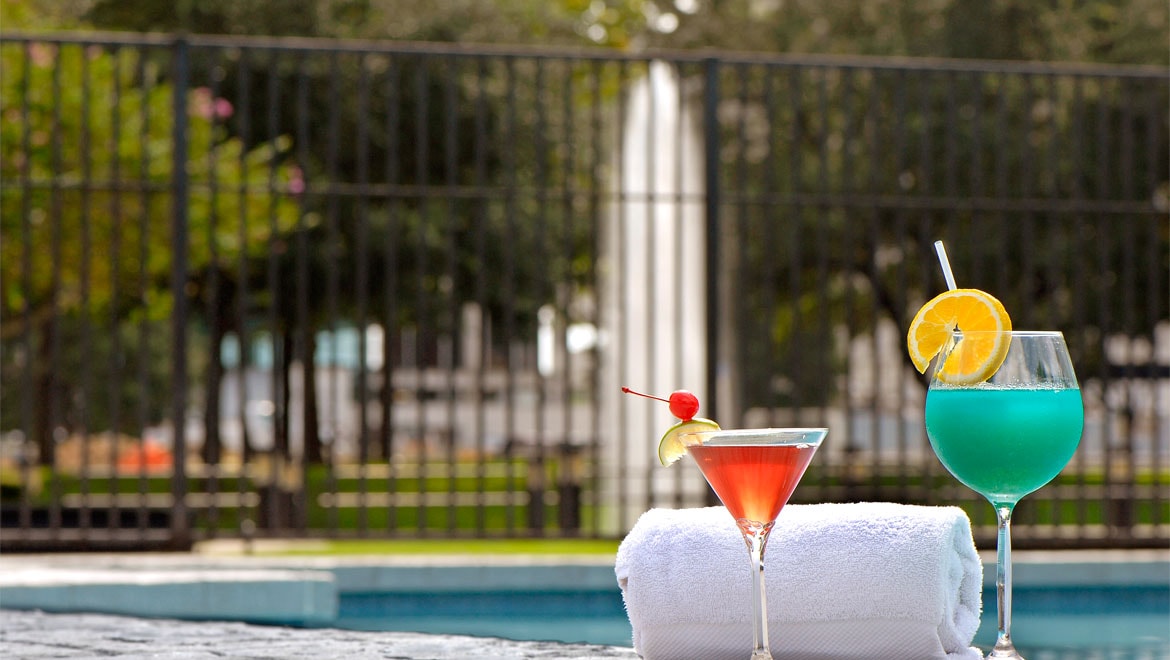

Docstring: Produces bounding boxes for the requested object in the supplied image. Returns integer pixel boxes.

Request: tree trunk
[201,281,226,465]
[276,328,292,457]
[303,330,322,464]
[33,321,55,467]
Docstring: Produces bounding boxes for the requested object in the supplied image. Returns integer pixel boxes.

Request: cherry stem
[621,386,670,404]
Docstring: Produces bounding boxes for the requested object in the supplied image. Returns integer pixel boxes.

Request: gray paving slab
[0,609,639,660]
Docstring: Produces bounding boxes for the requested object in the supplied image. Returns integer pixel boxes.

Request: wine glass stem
[991,504,1023,659]
[742,522,774,660]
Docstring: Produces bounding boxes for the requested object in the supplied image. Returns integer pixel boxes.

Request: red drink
[687,442,817,524]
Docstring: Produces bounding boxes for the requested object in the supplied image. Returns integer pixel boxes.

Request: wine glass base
[987,646,1026,660]
[749,650,774,660]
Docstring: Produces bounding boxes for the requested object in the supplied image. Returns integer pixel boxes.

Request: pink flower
[29,43,56,68]
[190,88,233,121]
[212,98,233,119]
[287,166,305,195]
[190,87,214,119]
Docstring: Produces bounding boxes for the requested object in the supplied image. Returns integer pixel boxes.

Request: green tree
[0,41,304,462]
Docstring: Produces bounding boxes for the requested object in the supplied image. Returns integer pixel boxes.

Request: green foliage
[0,42,303,332]
[21,0,1165,66]
[0,41,304,441]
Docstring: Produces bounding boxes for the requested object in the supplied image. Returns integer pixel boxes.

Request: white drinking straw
[934,240,958,291]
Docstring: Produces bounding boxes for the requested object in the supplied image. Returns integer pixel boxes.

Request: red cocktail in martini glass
[681,428,826,660]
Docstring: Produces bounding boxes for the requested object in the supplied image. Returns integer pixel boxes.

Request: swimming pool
[328,584,1170,658]
[3,551,1166,658]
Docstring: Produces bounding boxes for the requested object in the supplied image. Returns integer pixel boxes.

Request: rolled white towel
[615,503,982,660]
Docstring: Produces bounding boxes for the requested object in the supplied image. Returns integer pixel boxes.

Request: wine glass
[925,331,1083,659]
[680,427,827,660]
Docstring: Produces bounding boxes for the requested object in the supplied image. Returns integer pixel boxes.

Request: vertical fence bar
[703,57,721,426]
[294,52,312,534]
[1094,78,1116,536]
[264,49,285,533]
[917,70,938,505]
[203,45,224,538]
[502,56,519,536]
[442,54,459,535]
[78,43,94,533]
[732,63,750,429]
[1145,83,1166,541]
[383,56,402,534]
[323,49,342,534]
[1119,79,1138,541]
[134,48,152,536]
[614,58,630,529]
[47,38,64,538]
[992,73,1010,301]
[169,35,191,548]
[106,44,125,533]
[669,60,687,510]
[1070,75,1089,534]
[587,58,604,536]
[784,65,804,427]
[235,48,254,538]
[838,66,859,501]
[355,51,372,536]
[642,58,658,513]
[18,40,34,534]
[865,70,883,497]
[891,68,909,501]
[532,57,549,534]
[1043,74,1065,534]
[471,56,489,537]
[1019,75,1037,332]
[814,66,830,451]
[413,57,430,535]
[558,58,578,533]
[759,63,778,425]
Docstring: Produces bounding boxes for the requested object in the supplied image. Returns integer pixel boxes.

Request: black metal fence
[1,32,1166,551]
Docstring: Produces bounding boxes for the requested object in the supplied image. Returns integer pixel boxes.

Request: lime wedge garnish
[658,417,720,466]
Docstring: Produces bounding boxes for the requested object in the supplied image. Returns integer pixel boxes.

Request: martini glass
[680,427,826,660]
[925,331,1083,659]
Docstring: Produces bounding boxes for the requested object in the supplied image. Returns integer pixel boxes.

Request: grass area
[254,537,621,556]
[7,462,1168,538]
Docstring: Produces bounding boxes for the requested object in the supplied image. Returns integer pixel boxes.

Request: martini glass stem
[990,504,1024,659]
[740,519,774,660]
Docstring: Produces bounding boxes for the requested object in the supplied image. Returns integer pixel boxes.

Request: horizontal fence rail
[0,32,1167,551]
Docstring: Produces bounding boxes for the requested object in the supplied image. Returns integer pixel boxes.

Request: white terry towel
[615,503,982,660]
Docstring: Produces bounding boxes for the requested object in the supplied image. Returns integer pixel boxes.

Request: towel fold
[615,503,982,660]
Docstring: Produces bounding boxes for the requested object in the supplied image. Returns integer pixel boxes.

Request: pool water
[336,589,633,646]
[331,585,1170,658]
[974,585,1169,653]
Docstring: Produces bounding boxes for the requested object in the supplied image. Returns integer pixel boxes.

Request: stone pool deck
[1,609,639,659]
[0,547,635,659]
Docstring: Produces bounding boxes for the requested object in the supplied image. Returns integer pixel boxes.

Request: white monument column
[600,61,709,534]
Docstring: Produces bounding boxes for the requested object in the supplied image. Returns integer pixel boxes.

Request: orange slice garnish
[907,288,1012,384]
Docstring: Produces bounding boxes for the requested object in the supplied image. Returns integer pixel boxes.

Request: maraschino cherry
[621,387,700,421]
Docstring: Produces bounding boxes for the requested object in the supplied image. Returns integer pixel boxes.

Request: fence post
[703,57,721,425]
[169,34,191,549]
